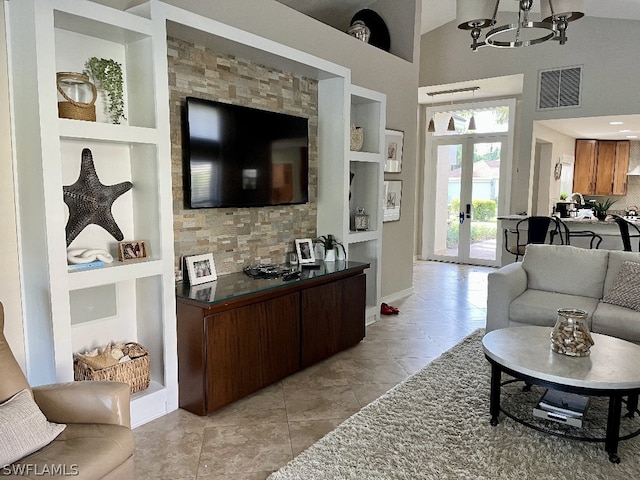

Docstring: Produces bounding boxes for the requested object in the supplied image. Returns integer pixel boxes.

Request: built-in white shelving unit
[8,0,177,427]
[347,86,386,323]
[8,0,386,426]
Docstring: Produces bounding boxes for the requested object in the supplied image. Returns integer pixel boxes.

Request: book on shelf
[68,260,105,272]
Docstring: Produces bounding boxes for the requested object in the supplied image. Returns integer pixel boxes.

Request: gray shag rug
[269,329,640,480]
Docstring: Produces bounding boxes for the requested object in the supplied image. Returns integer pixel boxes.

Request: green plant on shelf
[316,234,346,258]
[83,57,126,124]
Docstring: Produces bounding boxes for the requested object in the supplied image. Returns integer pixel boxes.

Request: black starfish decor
[63,148,133,247]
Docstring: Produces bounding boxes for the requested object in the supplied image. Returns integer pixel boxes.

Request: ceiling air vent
[538,66,582,110]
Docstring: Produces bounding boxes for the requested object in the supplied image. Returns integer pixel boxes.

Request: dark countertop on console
[176,260,369,305]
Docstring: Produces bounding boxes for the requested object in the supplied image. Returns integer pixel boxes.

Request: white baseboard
[381,287,414,305]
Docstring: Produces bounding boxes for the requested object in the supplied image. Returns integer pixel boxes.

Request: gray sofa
[487,244,640,343]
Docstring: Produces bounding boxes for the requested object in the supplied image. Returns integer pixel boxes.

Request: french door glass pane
[469,142,501,262]
[434,144,462,258]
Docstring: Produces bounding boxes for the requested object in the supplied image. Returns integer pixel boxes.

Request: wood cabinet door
[300,274,366,368]
[613,141,630,195]
[595,141,616,195]
[205,293,300,411]
[573,140,597,194]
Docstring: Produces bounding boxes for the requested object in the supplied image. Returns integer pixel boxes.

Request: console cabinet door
[205,293,300,411]
[300,274,366,368]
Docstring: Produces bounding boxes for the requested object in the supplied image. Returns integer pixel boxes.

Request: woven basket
[74,342,150,394]
[350,124,364,151]
[58,101,96,121]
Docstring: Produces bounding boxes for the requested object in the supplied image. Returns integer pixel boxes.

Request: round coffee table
[482,326,640,463]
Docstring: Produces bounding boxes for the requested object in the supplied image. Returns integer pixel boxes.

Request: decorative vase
[347,20,371,43]
[595,211,607,221]
[550,308,594,357]
[350,123,364,151]
[324,249,336,262]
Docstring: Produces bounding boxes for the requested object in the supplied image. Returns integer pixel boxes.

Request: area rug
[269,329,640,480]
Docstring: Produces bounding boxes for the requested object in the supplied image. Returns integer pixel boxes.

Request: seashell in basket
[350,123,364,151]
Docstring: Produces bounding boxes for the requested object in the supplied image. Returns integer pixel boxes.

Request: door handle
[466,203,472,219]
[459,212,465,224]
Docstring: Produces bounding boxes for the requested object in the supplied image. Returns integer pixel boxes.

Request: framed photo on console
[295,238,316,264]
[185,253,217,285]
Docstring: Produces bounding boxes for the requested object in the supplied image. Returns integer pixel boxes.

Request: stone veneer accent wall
[167,36,318,275]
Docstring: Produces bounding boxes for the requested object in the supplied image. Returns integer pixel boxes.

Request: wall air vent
[538,66,582,110]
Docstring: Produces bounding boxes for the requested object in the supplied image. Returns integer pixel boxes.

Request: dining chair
[503,216,557,261]
[612,214,640,252]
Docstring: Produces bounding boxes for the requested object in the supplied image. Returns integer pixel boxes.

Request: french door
[430,136,505,267]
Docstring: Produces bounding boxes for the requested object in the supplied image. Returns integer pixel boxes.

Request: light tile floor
[133,261,495,479]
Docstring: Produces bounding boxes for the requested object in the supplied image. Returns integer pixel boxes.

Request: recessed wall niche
[167,36,319,275]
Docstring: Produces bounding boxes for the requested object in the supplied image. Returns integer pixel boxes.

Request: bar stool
[552,217,603,249]
[612,215,640,251]
[503,216,556,261]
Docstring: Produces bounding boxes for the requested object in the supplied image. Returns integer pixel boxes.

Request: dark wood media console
[175,261,368,415]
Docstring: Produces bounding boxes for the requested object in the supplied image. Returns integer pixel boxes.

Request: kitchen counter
[498,215,625,258]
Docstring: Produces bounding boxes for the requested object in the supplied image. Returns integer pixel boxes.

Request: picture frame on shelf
[295,238,316,264]
[383,180,402,222]
[384,129,404,173]
[118,241,147,261]
[185,253,217,285]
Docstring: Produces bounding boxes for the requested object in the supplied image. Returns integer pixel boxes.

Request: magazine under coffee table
[482,326,640,463]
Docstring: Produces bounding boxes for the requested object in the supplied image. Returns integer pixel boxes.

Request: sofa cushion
[522,244,609,299]
[592,301,640,343]
[12,423,135,479]
[603,251,640,296]
[509,289,600,329]
[602,261,640,311]
[0,389,66,466]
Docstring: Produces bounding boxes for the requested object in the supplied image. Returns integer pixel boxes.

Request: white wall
[531,122,576,215]
[0,2,25,369]
[420,15,640,215]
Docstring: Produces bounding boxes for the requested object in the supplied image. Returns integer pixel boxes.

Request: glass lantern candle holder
[56,72,97,121]
[550,308,594,357]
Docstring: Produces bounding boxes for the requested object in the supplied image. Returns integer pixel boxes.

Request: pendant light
[468,88,477,131]
[447,100,456,132]
[427,93,436,133]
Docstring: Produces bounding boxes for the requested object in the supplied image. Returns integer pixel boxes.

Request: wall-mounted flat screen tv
[185,96,309,208]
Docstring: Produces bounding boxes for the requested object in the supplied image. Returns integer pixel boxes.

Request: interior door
[431,137,505,267]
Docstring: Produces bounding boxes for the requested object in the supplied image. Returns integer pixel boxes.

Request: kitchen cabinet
[573,139,630,195]
[176,262,368,415]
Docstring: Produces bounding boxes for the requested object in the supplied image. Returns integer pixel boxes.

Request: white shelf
[58,119,158,144]
[67,259,165,290]
[348,230,379,242]
[348,151,380,163]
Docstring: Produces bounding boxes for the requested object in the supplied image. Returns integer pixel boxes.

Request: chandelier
[457,0,584,51]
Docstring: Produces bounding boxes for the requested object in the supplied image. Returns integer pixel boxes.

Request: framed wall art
[118,241,147,261]
[384,129,404,173]
[295,238,316,264]
[185,253,217,285]
[383,180,402,222]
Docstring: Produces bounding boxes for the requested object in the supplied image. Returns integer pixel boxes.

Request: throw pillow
[0,389,66,466]
[603,261,640,311]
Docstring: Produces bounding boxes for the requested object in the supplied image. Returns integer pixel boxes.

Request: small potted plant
[83,57,126,124]
[316,234,346,262]
[593,198,616,221]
